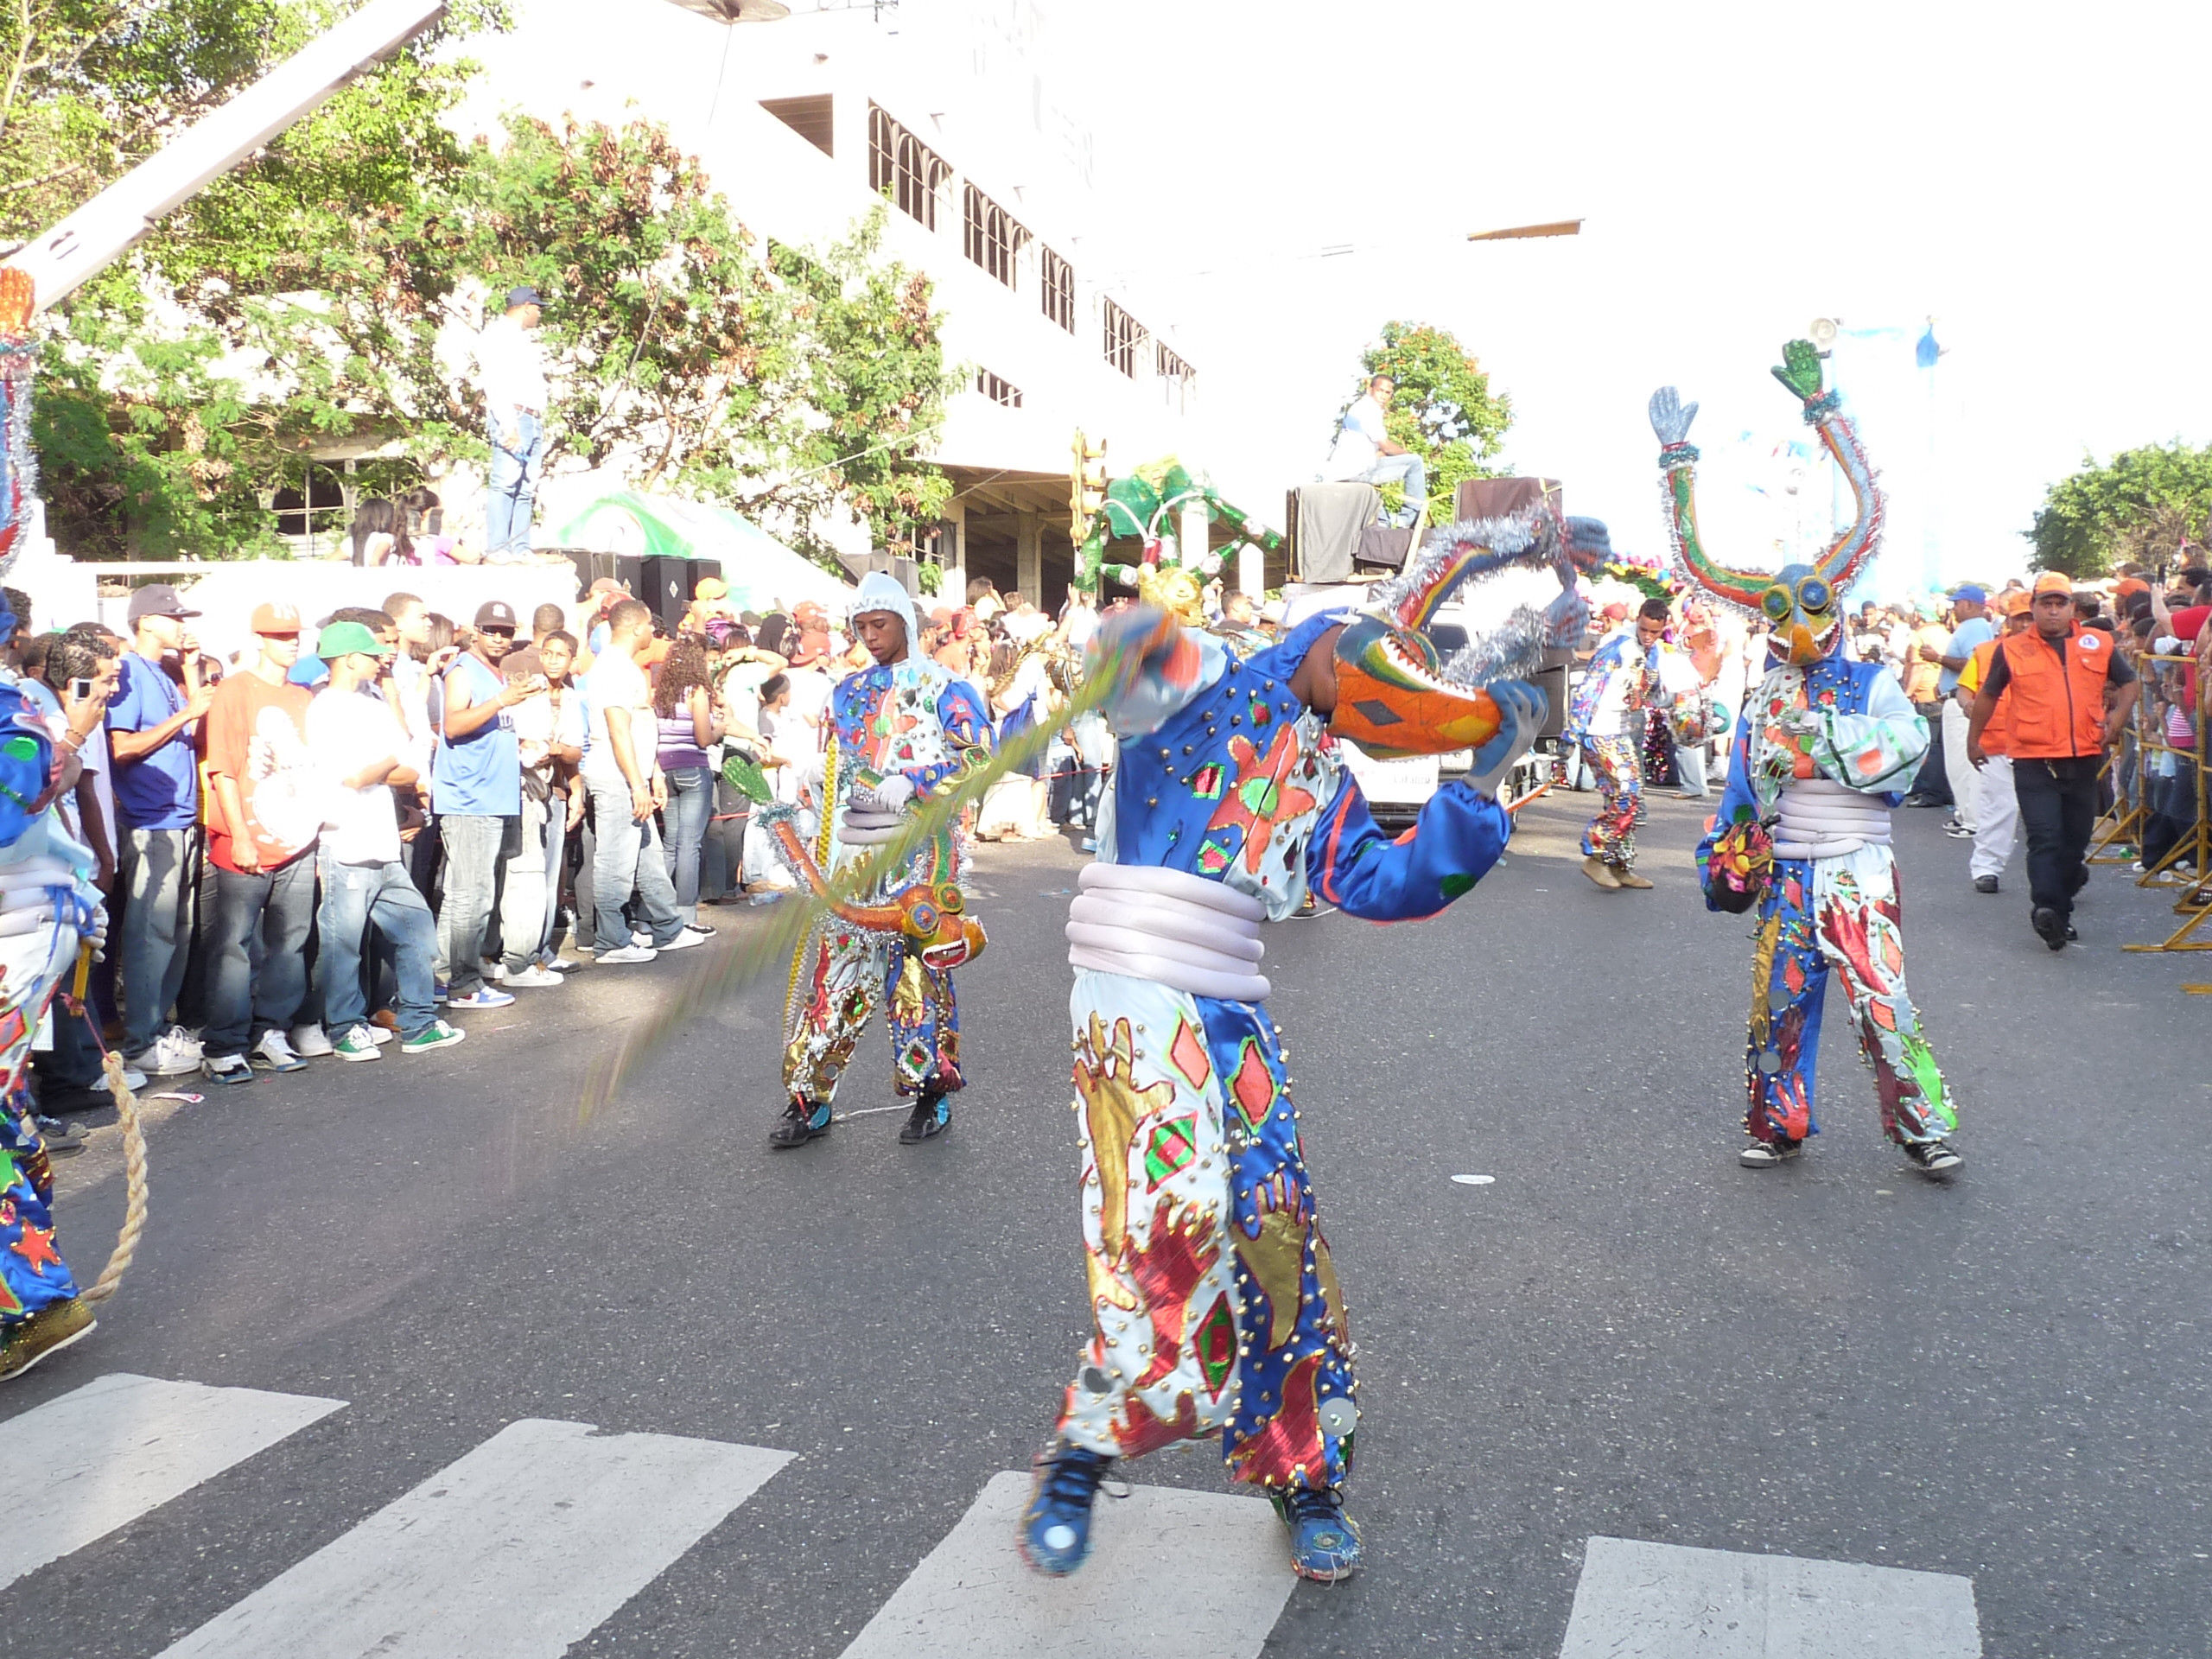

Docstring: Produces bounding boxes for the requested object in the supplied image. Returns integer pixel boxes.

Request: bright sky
[1020,0,2212,591]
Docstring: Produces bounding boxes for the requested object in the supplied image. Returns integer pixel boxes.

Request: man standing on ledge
[1967,570,2137,950]
[476,285,546,564]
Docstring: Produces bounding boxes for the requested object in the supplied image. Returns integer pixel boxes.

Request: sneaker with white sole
[332,1026,383,1063]
[126,1029,202,1077]
[115,1064,147,1092]
[201,1052,254,1087]
[630,931,652,948]
[595,944,658,964]
[288,1024,335,1058]
[160,1025,204,1061]
[657,927,709,953]
[444,986,516,1010]
[251,1030,307,1073]
[504,964,565,988]
[401,1019,466,1054]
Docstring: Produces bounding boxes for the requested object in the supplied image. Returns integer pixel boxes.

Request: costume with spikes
[772,574,994,1138]
[0,268,108,1370]
[1562,537,1648,877]
[1039,513,1582,1528]
[1659,345,1958,1162]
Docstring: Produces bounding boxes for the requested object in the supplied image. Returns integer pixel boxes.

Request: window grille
[1103,299,1147,378]
[868,104,950,230]
[1038,245,1075,332]
[976,370,1024,408]
[963,184,1030,288]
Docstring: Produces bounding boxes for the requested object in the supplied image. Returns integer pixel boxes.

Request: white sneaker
[162,1025,204,1061]
[481,959,507,983]
[630,931,651,949]
[658,927,709,953]
[504,964,565,988]
[365,1024,395,1046]
[288,1023,335,1058]
[251,1029,307,1074]
[127,1032,200,1076]
[118,1064,147,1092]
[595,944,658,964]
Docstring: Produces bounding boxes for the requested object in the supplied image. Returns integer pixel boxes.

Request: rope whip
[60,944,148,1306]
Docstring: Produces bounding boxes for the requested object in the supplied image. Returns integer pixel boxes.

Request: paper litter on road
[149,1091,204,1104]
[1451,1174,1495,1185]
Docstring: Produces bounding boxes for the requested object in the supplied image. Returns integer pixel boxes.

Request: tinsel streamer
[1439,606,1554,687]
[1365,512,1548,625]
[0,280,41,582]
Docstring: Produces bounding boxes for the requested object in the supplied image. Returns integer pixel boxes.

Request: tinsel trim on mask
[1366,508,1586,690]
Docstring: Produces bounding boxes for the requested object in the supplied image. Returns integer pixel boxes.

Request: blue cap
[1952,583,1986,604]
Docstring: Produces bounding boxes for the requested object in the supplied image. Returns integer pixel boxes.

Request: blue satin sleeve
[902,677,995,801]
[1306,772,1511,922]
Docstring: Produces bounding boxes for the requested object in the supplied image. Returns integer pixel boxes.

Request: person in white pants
[1934,588,1995,836]
[1961,595,2030,893]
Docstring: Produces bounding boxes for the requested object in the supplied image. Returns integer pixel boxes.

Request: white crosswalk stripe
[1558,1535,1981,1658]
[153,1416,792,1659]
[837,1470,1295,1659]
[0,1372,344,1592]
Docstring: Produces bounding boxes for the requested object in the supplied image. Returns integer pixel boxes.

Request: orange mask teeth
[1326,617,1503,760]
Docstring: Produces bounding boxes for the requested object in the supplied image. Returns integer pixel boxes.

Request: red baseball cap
[250,601,302,636]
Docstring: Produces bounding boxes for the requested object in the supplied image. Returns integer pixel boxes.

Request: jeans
[499,794,558,975]
[1907,700,1952,804]
[2013,756,2101,917]
[202,855,316,1057]
[588,777,683,949]
[2142,753,2201,874]
[1673,741,1709,797]
[1356,451,1427,527]
[702,776,748,900]
[118,825,199,1055]
[661,766,712,925]
[319,853,440,1039]
[539,802,569,961]
[436,813,506,995]
[485,411,543,560]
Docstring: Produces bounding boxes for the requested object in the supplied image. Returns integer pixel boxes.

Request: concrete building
[463,0,1205,609]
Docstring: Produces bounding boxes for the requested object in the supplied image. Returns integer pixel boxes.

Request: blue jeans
[486,411,543,560]
[436,813,506,995]
[1357,451,1428,527]
[202,854,315,1057]
[320,853,439,1039]
[661,766,711,925]
[119,825,199,1055]
[588,778,683,949]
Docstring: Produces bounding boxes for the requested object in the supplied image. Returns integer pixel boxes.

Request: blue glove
[1467,681,1547,798]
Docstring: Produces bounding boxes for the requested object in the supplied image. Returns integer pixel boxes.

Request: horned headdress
[1650,340,1885,668]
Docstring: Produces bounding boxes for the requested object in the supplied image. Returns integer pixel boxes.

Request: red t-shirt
[203,671,319,873]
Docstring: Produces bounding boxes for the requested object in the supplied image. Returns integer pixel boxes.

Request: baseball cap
[505,284,541,309]
[250,601,302,636]
[1951,583,1986,604]
[695,575,729,602]
[474,600,519,632]
[2031,572,2074,597]
[315,621,393,661]
[126,583,200,624]
[2002,589,2032,617]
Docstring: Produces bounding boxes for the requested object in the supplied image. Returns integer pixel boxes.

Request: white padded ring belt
[1065,861,1270,1001]
[836,804,906,846]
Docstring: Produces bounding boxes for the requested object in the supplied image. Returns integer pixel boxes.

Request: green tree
[2026,442,2212,578]
[1346,320,1513,521]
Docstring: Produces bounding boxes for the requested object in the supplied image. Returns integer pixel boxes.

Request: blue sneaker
[1018,1440,1114,1577]
[1272,1485,1362,1581]
[445,987,516,1010]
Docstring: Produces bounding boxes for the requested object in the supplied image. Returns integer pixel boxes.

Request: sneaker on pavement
[899,1092,951,1143]
[1904,1138,1963,1176]
[201,1052,254,1087]
[0,1296,97,1382]
[1017,1440,1114,1577]
[116,1063,147,1092]
[332,1026,384,1063]
[1973,874,2000,894]
[767,1098,833,1147]
[630,930,652,948]
[1739,1137,1803,1169]
[161,1024,204,1060]
[433,981,450,1004]
[658,927,709,953]
[288,1024,335,1058]
[401,1019,466,1054]
[34,1116,86,1154]
[251,1030,307,1073]
[595,944,658,964]
[1272,1485,1363,1582]
[445,987,516,1010]
[504,964,565,988]
[126,1031,200,1077]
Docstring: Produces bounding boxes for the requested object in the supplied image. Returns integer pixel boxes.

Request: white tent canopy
[557,490,854,613]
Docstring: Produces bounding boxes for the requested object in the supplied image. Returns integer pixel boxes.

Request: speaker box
[639,556,690,631]
[1353,522,1413,572]
[1455,476,1562,524]
[563,548,621,601]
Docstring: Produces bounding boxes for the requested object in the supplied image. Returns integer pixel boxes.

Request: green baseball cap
[316,620,395,661]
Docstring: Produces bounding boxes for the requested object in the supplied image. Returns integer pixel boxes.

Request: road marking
[0,1372,344,1592]
[1559,1535,1980,1657]
[838,1470,1294,1658]
[155,1417,791,1659]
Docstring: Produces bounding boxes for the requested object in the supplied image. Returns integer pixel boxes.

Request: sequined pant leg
[0,1087,78,1326]
[781,925,889,1108]
[1580,736,1641,867]
[1808,848,1957,1147]
[1745,857,1827,1144]
[883,946,963,1096]
[1057,976,1355,1491]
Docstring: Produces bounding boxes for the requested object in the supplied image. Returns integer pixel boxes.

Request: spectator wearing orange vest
[1967,572,2139,949]
[1955,592,2032,893]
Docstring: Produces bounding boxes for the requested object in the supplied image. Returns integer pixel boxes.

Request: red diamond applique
[1168,1020,1211,1090]
[1229,1038,1275,1129]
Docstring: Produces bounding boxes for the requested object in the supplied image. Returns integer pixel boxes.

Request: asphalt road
[10,787,2209,1656]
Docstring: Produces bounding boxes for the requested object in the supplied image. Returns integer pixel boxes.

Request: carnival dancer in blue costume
[1020,515,1583,1583]
[770,573,994,1148]
[0,268,111,1379]
[1564,563,1663,893]
[1657,343,1961,1179]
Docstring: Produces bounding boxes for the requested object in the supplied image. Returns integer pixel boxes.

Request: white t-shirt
[1325,393,1388,479]
[476,312,549,416]
[783,666,834,744]
[307,688,406,865]
[582,651,652,785]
